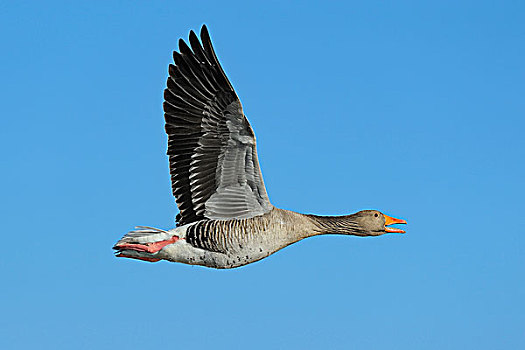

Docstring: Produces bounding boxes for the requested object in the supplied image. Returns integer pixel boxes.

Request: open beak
[383,214,407,233]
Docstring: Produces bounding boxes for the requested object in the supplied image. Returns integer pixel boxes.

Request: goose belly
[159,219,287,268]
[159,237,273,269]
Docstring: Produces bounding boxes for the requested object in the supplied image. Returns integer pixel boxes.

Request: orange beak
[383,214,407,233]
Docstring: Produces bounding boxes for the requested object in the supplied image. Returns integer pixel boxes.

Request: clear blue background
[2,1,524,349]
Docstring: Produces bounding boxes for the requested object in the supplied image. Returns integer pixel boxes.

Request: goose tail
[113,226,180,263]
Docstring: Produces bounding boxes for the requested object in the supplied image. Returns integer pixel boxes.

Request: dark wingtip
[172,50,183,64]
[178,38,186,50]
[178,37,192,55]
[189,29,198,42]
[200,24,210,42]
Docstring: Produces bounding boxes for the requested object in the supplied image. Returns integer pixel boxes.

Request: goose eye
[374,213,378,217]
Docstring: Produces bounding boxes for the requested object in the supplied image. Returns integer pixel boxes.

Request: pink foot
[114,235,180,254]
[116,253,161,262]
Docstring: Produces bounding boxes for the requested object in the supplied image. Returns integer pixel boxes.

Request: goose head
[353,210,407,236]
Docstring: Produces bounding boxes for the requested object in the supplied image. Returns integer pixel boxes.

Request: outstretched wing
[164,25,273,226]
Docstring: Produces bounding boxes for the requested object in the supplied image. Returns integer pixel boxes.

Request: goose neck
[307,214,366,236]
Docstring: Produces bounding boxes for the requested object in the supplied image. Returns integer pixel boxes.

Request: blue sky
[1,1,524,349]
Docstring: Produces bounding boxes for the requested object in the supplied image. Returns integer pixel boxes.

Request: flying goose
[114,25,407,269]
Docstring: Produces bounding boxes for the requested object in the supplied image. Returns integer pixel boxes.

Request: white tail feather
[116,226,174,245]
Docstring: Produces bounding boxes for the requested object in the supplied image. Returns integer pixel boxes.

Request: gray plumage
[164,26,271,226]
[113,25,406,269]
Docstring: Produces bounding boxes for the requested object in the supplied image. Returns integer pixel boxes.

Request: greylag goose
[114,25,407,269]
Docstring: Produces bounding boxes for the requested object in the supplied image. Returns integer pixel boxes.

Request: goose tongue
[384,214,407,233]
